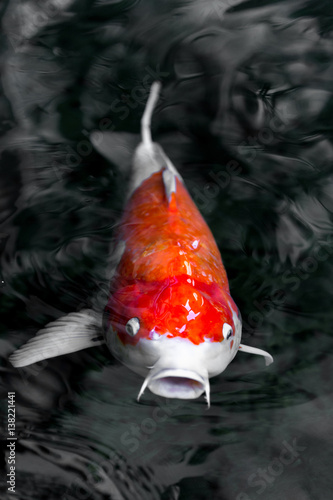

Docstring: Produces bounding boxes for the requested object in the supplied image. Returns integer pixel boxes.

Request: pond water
[1,1,333,499]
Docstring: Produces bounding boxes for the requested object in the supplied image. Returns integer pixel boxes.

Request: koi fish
[9,82,273,406]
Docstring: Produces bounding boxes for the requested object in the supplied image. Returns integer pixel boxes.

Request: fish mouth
[138,369,210,406]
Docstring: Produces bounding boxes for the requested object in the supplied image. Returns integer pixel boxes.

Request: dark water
[1,0,333,499]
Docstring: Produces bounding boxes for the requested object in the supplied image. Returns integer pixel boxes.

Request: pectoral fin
[239,344,274,366]
[9,309,104,368]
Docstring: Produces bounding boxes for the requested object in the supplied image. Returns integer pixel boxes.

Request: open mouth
[138,369,210,405]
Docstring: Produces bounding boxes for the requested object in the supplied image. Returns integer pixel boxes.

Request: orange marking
[116,171,228,287]
[106,169,236,346]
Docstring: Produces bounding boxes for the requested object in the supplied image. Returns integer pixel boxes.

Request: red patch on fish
[105,169,237,345]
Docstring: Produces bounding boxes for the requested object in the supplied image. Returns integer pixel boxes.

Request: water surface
[1,1,333,499]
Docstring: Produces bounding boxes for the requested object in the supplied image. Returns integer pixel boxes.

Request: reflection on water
[1,0,333,499]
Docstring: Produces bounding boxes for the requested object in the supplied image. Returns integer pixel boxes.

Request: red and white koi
[9,83,273,406]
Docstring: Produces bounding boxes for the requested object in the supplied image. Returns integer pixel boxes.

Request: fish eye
[223,323,233,340]
[125,317,140,336]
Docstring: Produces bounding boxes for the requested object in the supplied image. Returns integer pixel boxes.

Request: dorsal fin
[162,168,176,203]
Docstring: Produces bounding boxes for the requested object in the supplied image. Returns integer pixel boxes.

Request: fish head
[104,276,242,404]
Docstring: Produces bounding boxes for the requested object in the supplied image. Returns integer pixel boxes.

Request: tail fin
[141,81,161,148]
[89,82,162,173]
[91,81,182,200]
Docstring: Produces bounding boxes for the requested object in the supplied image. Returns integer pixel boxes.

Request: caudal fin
[141,81,161,148]
[90,82,183,201]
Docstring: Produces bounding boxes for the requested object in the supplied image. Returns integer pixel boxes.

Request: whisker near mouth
[137,369,210,407]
